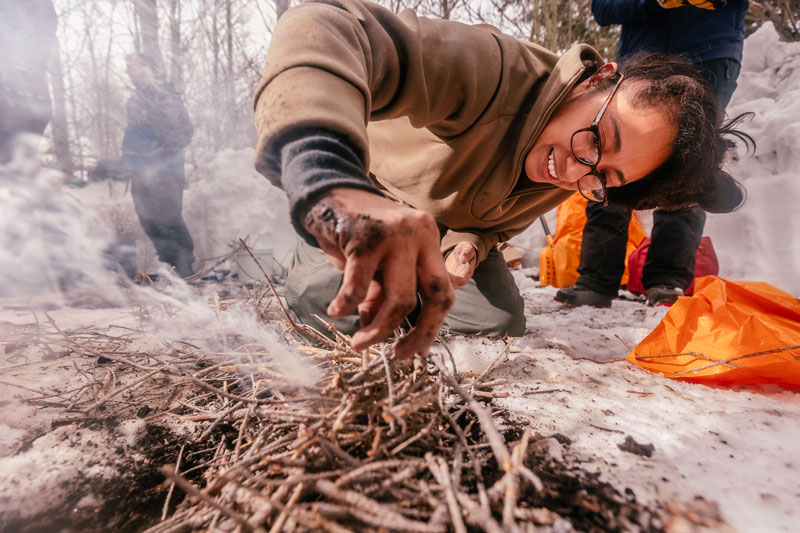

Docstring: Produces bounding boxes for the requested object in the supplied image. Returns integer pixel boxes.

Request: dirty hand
[445,241,477,289]
[302,188,455,359]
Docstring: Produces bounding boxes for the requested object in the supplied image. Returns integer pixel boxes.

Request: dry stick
[502,428,533,530]
[380,344,399,434]
[425,454,467,533]
[188,376,284,405]
[615,334,633,351]
[455,492,505,533]
[502,473,519,532]
[42,312,162,373]
[432,357,511,471]
[435,382,495,525]
[196,402,243,443]
[0,380,51,395]
[64,384,95,412]
[315,480,445,533]
[161,444,186,521]
[330,393,353,432]
[159,465,262,533]
[438,337,459,377]
[294,508,352,533]
[669,344,800,375]
[204,433,298,496]
[476,340,513,384]
[82,369,162,413]
[390,417,436,455]
[334,459,419,488]
[381,344,396,407]
[239,239,335,350]
[268,482,304,533]
[233,406,253,462]
[313,315,357,349]
[316,435,360,467]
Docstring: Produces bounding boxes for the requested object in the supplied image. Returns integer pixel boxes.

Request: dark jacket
[591,0,748,63]
[122,82,193,180]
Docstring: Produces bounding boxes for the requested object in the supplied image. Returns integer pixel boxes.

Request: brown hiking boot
[646,285,683,306]
[554,285,614,308]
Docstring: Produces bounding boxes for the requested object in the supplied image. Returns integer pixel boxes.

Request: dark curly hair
[592,52,754,213]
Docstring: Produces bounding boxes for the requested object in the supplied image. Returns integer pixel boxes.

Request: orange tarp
[539,194,646,288]
[628,276,800,389]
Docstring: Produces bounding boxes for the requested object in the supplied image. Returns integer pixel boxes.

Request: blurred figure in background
[122,53,196,278]
[555,0,748,308]
[0,0,58,162]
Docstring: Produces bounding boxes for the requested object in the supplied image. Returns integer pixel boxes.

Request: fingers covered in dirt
[302,188,454,357]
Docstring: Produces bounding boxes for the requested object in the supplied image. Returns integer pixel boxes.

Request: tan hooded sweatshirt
[254,0,603,264]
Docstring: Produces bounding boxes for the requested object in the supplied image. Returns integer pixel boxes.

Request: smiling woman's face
[525,75,676,193]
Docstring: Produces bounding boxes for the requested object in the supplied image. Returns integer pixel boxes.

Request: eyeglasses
[570,72,625,204]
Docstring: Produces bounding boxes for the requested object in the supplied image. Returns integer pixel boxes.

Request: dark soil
[1,423,203,533]
[2,415,665,533]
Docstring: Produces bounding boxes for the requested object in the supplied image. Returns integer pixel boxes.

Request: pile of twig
[1,238,650,531]
[143,322,553,533]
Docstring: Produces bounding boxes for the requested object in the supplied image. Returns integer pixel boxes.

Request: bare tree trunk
[49,41,74,178]
[211,0,221,150]
[275,0,290,20]
[168,0,183,91]
[224,0,235,146]
[133,0,166,76]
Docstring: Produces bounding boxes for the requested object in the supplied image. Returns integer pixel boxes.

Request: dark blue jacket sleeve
[591,0,663,26]
[277,129,380,247]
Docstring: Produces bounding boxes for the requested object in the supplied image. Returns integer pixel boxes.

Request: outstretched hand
[302,188,454,359]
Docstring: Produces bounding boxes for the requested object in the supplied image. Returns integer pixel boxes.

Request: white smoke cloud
[0,135,318,387]
[0,135,122,308]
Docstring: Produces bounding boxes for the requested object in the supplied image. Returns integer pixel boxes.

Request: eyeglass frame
[570,72,626,205]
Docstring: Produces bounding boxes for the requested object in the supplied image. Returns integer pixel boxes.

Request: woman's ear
[572,62,619,97]
[588,62,619,87]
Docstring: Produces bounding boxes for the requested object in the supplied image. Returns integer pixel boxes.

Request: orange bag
[539,194,646,288]
[628,276,800,389]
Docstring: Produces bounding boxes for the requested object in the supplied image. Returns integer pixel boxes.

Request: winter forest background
[43,0,799,182]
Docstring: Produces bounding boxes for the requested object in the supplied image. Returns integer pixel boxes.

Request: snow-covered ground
[1,22,799,532]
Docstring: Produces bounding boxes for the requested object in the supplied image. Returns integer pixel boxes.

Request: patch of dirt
[500,426,664,532]
[1,422,205,533]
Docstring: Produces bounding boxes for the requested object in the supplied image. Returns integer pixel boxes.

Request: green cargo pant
[284,238,525,338]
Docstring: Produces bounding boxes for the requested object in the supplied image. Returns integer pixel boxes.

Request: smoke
[0,136,122,308]
[0,135,319,387]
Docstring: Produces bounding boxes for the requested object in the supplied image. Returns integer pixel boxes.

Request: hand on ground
[445,241,477,289]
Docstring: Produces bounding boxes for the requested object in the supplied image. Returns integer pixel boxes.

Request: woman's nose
[563,154,592,184]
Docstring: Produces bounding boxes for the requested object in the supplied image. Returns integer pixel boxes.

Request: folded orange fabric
[539,194,645,288]
[628,276,800,389]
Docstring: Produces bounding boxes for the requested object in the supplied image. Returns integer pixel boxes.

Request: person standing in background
[0,0,58,161]
[122,53,196,278]
[555,0,749,308]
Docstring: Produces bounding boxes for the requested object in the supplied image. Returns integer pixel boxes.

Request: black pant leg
[131,168,195,277]
[640,58,738,290]
[575,202,632,296]
[642,207,706,290]
[696,58,741,110]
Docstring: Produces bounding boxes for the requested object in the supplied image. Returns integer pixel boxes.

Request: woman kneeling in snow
[252,0,750,360]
